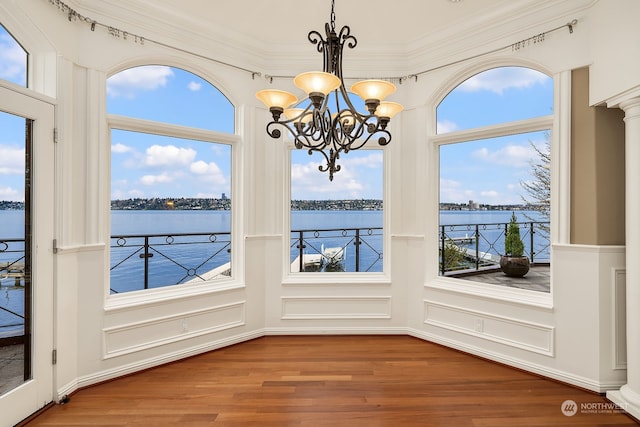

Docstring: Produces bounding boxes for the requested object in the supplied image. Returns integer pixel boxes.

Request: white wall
[589,0,640,105]
[1,0,633,410]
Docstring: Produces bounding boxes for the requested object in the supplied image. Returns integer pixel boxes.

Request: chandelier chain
[330,0,336,32]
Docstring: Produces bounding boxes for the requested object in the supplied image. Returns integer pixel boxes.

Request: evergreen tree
[504,212,525,257]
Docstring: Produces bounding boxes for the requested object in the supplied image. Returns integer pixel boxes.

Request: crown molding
[68,0,594,80]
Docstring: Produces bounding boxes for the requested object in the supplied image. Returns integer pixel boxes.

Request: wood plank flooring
[23,336,637,426]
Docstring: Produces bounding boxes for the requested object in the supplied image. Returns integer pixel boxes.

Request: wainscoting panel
[103,301,245,358]
[424,300,554,356]
[613,268,627,369]
[281,296,391,320]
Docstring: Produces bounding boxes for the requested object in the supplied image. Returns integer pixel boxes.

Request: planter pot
[500,255,530,277]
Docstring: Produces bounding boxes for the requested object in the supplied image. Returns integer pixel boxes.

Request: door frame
[0,81,56,426]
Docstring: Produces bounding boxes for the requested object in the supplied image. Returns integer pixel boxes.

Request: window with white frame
[289,147,385,274]
[436,66,552,293]
[282,86,387,275]
[107,65,235,294]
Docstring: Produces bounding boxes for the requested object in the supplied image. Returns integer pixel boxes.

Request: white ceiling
[74,0,590,77]
[143,0,510,47]
[80,0,542,52]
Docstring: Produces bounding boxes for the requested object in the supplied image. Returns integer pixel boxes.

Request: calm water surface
[1,209,548,334]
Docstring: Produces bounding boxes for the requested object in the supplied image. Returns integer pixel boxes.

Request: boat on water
[321,244,345,267]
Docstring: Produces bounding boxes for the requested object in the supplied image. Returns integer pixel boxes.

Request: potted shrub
[500,212,530,277]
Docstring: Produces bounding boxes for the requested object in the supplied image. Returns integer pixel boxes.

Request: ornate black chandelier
[256,0,403,181]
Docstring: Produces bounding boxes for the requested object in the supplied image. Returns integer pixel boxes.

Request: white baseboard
[264,326,407,335]
[69,328,621,398]
[407,328,625,393]
[75,330,264,390]
[607,390,640,421]
[55,378,79,402]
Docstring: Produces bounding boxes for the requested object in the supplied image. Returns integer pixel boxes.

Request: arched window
[435,66,553,293]
[107,65,235,294]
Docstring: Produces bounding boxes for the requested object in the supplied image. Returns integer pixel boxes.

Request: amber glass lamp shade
[293,72,341,96]
[350,80,396,102]
[375,101,404,119]
[256,89,298,110]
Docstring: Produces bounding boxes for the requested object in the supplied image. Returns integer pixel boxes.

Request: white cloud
[342,151,383,169]
[437,120,458,134]
[0,145,25,174]
[190,160,215,175]
[440,178,462,190]
[291,160,325,189]
[144,145,196,167]
[0,34,26,83]
[291,159,361,198]
[187,81,202,91]
[480,190,500,199]
[458,67,549,95]
[472,144,535,168]
[189,160,227,184]
[112,188,145,199]
[290,151,383,199]
[107,65,174,98]
[195,192,217,198]
[0,185,21,200]
[140,173,174,185]
[111,143,133,154]
[440,178,475,202]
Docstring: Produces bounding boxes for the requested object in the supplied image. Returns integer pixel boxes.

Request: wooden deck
[21,335,637,426]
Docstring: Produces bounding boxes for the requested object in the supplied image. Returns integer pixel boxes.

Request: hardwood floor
[23,336,637,426]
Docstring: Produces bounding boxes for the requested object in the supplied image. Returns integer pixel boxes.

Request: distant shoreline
[0,198,541,212]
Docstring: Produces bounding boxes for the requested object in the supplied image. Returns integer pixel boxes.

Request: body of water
[440,209,545,226]
[0,208,546,236]
[1,209,549,334]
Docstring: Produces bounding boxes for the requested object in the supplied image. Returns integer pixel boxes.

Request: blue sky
[107,66,234,200]
[0,26,28,201]
[437,67,552,205]
[1,25,552,204]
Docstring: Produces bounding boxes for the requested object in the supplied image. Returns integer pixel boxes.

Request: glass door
[0,83,54,425]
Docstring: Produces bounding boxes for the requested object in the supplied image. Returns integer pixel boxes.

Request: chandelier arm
[296,124,330,150]
[314,147,342,181]
[336,84,366,123]
[308,30,326,54]
[342,120,366,142]
[310,147,331,169]
[337,25,357,50]
[265,120,294,140]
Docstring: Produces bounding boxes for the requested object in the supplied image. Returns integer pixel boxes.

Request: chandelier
[256,0,403,181]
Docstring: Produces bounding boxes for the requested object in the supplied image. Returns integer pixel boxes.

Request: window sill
[283,272,391,286]
[104,279,245,312]
[426,276,553,310]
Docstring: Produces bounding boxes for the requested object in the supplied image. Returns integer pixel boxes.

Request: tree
[521,136,550,232]
[504,212,525,257]
[439,240,465,272]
